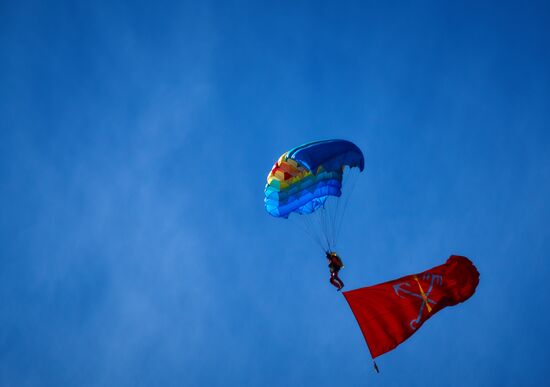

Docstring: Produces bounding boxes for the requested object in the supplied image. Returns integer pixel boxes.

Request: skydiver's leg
[334,272,344,290]
[330,273,341,289]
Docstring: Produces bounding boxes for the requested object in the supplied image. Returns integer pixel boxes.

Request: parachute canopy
[264,139,364,218]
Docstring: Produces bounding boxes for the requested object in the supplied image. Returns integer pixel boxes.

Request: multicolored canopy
[264,140,364,218]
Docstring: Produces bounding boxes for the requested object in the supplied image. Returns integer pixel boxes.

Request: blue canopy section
[288,139,364,173]
[265,177,342,218]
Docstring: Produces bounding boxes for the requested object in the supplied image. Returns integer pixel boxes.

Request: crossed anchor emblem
[393,273,443,330]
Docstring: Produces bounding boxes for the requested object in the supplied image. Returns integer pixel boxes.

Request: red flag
[343,255,479,359]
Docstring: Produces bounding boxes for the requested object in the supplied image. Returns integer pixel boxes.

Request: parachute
[264,139,364,251]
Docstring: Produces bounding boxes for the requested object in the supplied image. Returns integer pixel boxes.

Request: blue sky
[1,1,549,386]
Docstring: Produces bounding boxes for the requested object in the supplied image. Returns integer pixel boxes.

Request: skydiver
[326,251,344,291]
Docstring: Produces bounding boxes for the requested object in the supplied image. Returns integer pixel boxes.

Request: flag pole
[373,359,380,373]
